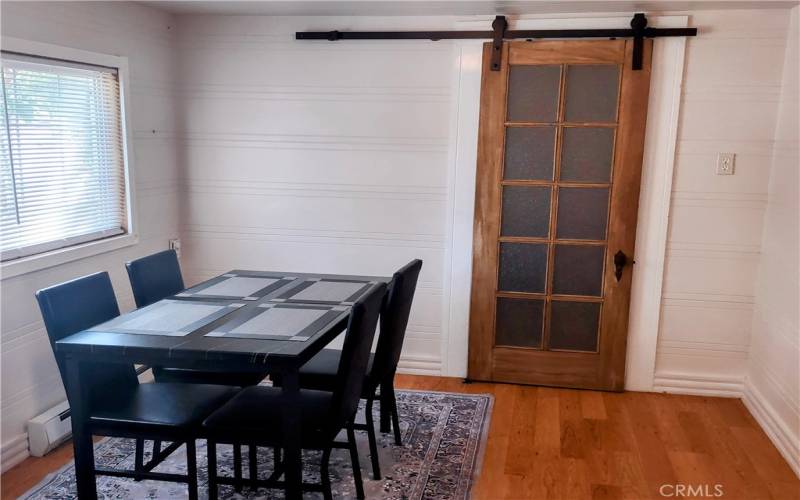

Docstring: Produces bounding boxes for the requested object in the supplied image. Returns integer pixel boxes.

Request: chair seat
[203,386,334,446]
[296,349,375,393]
[89,383,239,437]
[153,366,267,387]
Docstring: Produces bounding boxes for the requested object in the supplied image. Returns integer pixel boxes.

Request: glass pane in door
[498,242,548,293]
[501,186,551,238]
[548,300,601,352]
[552,244,605,296]
[564,65,620,122]
[555,187,610,240]
[560,127,615,182]
[503,127,556,180]
[507,65,561,122]
[495,297,544,348]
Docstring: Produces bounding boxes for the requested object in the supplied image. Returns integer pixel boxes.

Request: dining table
[55,268,392,500]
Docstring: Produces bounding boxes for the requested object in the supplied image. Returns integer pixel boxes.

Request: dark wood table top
[55,269,391,371]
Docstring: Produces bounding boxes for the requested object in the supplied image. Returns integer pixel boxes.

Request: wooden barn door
[468,39,652,391]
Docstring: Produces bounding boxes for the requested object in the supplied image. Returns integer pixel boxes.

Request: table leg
[64,356,97,499]
[280,369,302,500]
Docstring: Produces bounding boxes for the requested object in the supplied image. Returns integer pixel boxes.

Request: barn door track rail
[296,13,697,70]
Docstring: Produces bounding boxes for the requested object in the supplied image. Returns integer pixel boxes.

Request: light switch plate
[169,238,181,257]
[716,153,735,175]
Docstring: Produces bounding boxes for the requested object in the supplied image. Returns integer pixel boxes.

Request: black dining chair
[286,259,422,480]
[203,282,387,500]
[126,249,269,485]
[36,272,240,500]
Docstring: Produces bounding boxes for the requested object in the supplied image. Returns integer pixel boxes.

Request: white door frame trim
[441,14,688,391]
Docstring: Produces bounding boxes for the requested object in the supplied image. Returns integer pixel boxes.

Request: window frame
[0,37,138,280]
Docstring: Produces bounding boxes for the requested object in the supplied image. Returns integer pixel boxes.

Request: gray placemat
[195,276,279,297]
[291,280,366,302]
[230,307,328,337]
[90,301,231,336]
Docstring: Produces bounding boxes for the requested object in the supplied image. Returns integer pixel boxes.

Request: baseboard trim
[397,355,441,375]
[652,371,744,397]
[742,377,800,478]
[1,433,29,473]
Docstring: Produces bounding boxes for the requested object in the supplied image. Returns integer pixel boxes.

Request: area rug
[21,390,492,499]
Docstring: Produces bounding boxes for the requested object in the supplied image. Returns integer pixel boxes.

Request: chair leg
[249,444,258,484]
[321,447,333,500]
[390,386,402,446]
[233,443,243,492]
[153,439,162,456]
[186,440,198,500]
[207,440,218,500]
[346,425,365,499]
[379,380,391,433]
[134,439,144,480]
[364,396,382,480]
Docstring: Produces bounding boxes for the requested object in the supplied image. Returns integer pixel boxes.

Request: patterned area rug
[22,390,492,499]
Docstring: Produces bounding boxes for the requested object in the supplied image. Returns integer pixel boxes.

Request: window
[0,51,130,263]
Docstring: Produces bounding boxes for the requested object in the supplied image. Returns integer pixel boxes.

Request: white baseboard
[397,354,441,376]
[652,371,744,397]
[1,433,29,473]
[743,377,800,478]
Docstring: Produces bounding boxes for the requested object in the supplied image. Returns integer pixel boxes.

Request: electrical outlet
[169,238,181,257]
[716,153,735,175]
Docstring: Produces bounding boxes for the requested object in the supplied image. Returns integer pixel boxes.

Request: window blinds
[0,53,128,262]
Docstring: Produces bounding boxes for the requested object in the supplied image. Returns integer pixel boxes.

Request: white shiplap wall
[0,1,180,470]
[174,15,460,374]
[654,10,793,394]
[745,6,799,476]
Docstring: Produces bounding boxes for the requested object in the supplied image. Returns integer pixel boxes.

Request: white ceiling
[139,0,798,16]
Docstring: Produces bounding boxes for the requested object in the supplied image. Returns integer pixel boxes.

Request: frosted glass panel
[548,301,601,352]
[507,65,561,122]
[501,186,551,238]
[498,242,548,293]
[556,187,610,240]
[564,65,620,122]
[552,245,606,296]
[504,127,556,180]
[495,297,544,348]
[560,127,615,183]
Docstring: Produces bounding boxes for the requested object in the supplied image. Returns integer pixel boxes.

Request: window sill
[0,233,139,281]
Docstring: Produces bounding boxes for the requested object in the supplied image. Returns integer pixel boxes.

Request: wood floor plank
[504,385,538,475]
[2,375,798,500]
[581,390,608,420]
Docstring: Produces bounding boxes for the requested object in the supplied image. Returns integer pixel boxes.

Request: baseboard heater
[27,366,151,457]
[28,400,71,457]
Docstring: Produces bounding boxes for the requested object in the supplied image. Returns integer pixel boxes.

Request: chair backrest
[371,259,422,385]
[330,282,386,429]
[125,249,185,308]
[35,272,137,408]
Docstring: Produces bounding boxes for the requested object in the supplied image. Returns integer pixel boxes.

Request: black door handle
[614,250,628,282]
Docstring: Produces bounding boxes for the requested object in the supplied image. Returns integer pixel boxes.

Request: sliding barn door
[468,40,652,391]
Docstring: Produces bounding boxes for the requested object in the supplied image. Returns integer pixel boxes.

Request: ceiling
[139,0,799,16]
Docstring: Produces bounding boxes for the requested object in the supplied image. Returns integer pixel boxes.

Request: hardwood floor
[2,375,798,499]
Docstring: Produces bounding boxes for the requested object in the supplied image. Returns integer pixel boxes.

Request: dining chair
[36,272,240,500]
[282,259,422,480]
[126,249,270,485]
[203,281,387,500]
